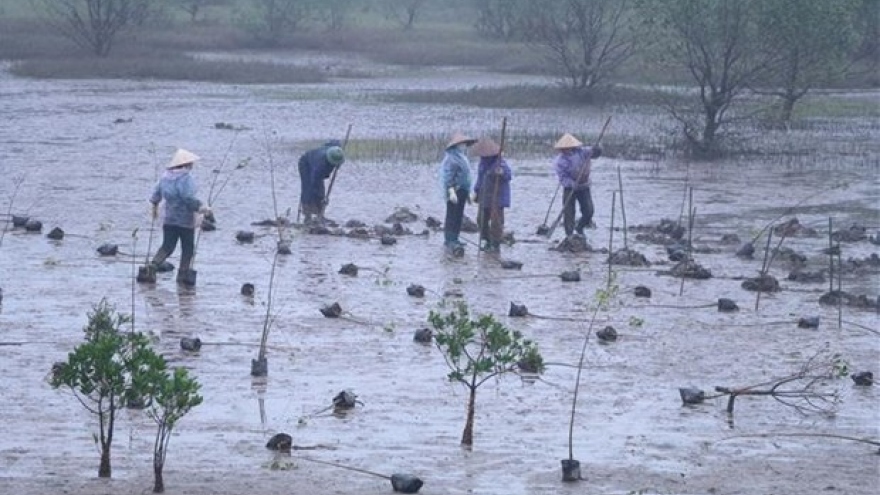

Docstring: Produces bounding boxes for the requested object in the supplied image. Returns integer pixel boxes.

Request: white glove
[198,205,212,215]
[447,187,458,204]
[469,192,478,204]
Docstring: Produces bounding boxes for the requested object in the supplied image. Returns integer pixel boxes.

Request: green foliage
[755,0,862,122]
[82,298,131,340]
[148,367,203,430]
[429,301,541,388]
[50,299,165,478]
[429,300,542,445]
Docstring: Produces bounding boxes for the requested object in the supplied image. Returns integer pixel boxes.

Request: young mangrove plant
[563,276,621,482]
[50,299,164,478]
[428,300,542,447]
[146,367,203,493]
[252,251,281,377]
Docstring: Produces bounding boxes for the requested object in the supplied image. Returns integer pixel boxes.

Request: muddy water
[1,59,879,495]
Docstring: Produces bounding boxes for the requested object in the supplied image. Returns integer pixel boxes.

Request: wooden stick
[324,123,354,208]
[608,191,616,291]
[480,117,508,253]
[617,165,628,250]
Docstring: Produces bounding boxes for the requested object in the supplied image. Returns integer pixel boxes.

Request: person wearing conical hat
[298,140,345,225]
[553,132,602,238]
[472,137,512,254]
[439,132,476,249]
[149,148,210,284]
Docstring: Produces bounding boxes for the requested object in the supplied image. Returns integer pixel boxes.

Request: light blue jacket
[440,147,472,193]
[150,169,202,228]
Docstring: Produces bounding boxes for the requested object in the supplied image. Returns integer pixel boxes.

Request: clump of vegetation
[50,298,202,490]
[50,299,157,478]
[428,300,542,447]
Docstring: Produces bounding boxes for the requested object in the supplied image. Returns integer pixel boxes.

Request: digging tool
[321,123,354,215]
[478,117,508,255]
[540,115,612,238]
[137,147,160,284]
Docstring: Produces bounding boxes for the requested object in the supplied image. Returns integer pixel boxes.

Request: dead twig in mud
[0,175,25,249]
[718,432,880,448]
[755,227,788,311]
[295,455,392,481]
[841,320,880,336]
[711,348,848,416]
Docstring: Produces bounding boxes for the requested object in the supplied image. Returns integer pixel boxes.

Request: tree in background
[640,0,770,158]
[755,0,861,123]
[379,0,426,30]
[854,0,879,86]
[473,0,531,40]
[173,0,230,23]
[240,0,312,46]
[527,0,636,95]
[34,0,150,56]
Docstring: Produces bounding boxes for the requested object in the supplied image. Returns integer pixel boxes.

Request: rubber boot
[151,248,168,269]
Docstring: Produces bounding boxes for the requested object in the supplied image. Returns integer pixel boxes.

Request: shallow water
[1,58,878,495]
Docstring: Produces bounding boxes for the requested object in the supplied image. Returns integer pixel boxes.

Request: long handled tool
[322,123,354,214]
[478,117,508,254]
[542,115,612,238]
[137,146,161,283]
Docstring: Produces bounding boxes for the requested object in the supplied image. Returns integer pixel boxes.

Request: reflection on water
[0,63,878,495]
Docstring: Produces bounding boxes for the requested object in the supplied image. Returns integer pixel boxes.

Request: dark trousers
[479,207,505,245]
[444,189,468,245]
[562,187,594,236]
[153,224,195,271]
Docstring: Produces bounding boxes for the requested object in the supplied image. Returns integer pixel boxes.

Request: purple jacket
[473,156,512,208]
[554,146,600,190]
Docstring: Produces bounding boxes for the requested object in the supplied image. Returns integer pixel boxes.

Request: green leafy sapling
[147,367,203,493]
[429,301,543,446]
[50,299,163,478]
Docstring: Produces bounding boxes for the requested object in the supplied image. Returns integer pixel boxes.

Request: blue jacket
[554,146,601,190]
[150,169,202,228]
[473,156,512,208]
[440,147,472,193]
[298,140,341,207]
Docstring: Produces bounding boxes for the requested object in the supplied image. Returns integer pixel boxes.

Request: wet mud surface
[1,59,879,495]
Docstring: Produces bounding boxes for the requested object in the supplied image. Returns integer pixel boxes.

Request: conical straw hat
[553,133,583,149]
[167,149,200,169]
[446,132,477,149]
[472,138,501,157]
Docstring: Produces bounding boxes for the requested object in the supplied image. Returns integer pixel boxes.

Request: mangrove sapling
[253,252,281,377]
[50,299,164,478]
[428,301,543,447]
[563,280,620,482]
[260,126,292,253]
[147,367,203,493]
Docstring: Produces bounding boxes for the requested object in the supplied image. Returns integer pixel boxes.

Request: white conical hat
[167,149,200,169]
[554,133,583,149]
[446,132,477,149]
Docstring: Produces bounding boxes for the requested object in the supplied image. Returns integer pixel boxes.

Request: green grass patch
[10,54,327,84]
[790,93,880,119]
[343,130,672,164]
[381,84,686,109]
